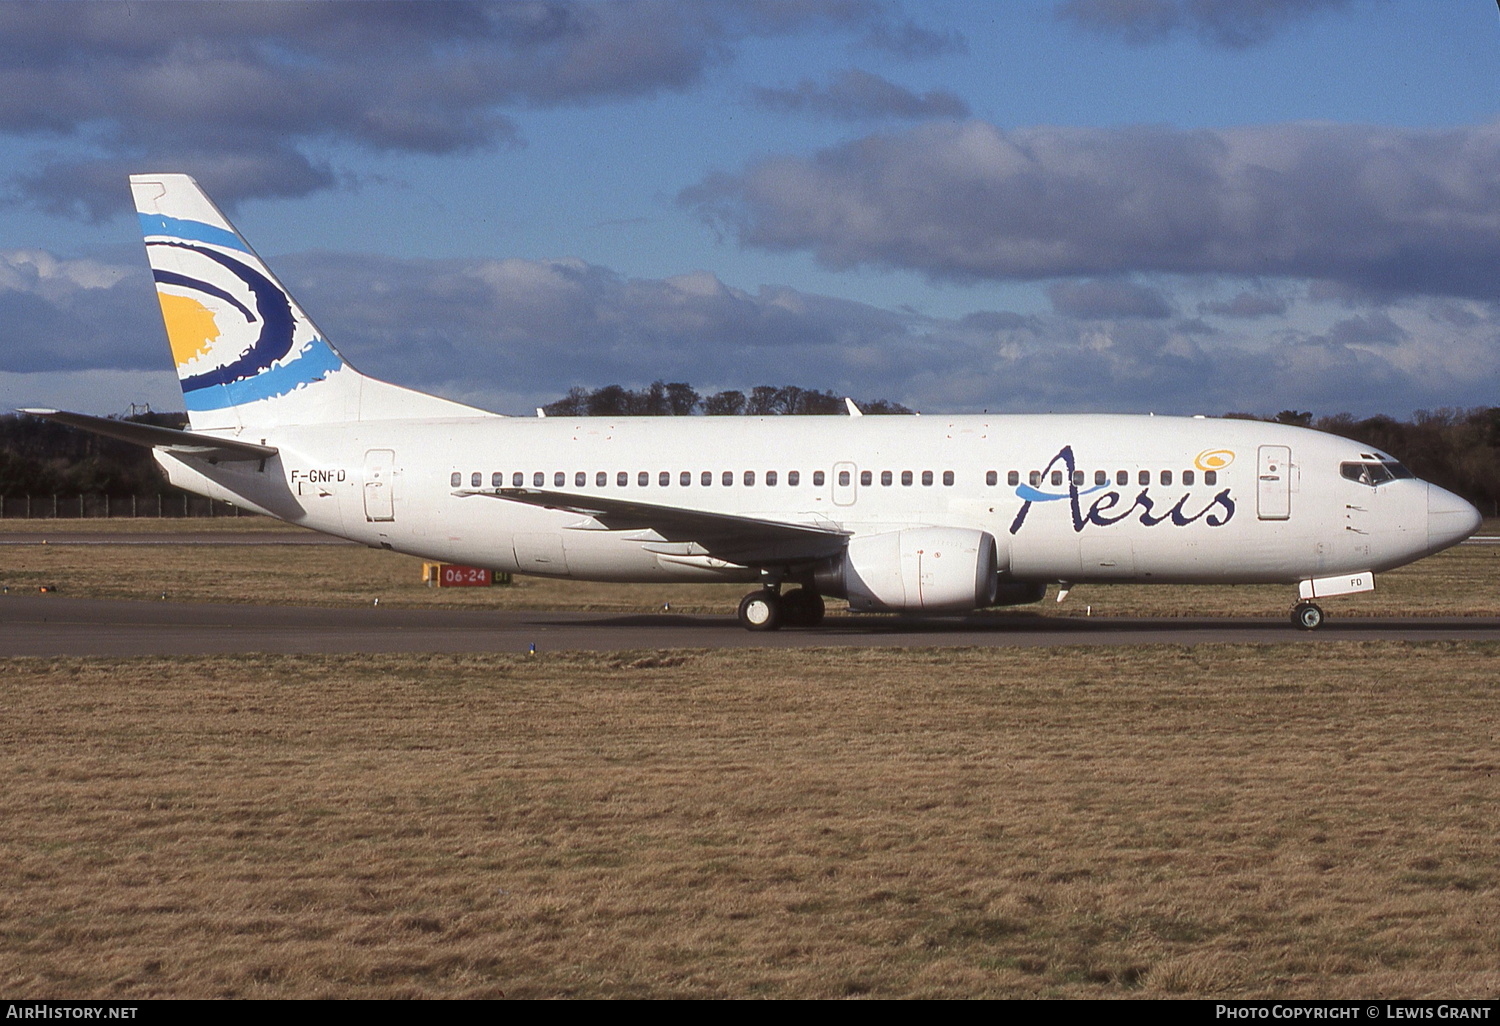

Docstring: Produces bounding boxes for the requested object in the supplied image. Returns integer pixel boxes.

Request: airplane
[24,174,1483,631]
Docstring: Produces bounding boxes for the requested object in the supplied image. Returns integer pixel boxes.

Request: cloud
[9,244,1499,420]
[1047,279,1173,319]
[0,0,918,217]
[858,17,967,58]
[1199,290,1288,318]
[1324,311,1408,348]
[683,119,1500,300]
[753,68,968,121]
[1055,0,1353,49]
[0,251,158,373]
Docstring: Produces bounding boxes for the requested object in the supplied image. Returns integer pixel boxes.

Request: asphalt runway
[5,592,1500,657]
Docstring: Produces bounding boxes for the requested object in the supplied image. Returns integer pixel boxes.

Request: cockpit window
[1340,461,1411,486]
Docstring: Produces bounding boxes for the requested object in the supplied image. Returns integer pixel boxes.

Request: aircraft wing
[21,409,278,462]
[462,487,849,565]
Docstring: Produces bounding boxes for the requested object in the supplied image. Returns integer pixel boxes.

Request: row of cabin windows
[450,468,962,489]
[984,468,1218,488]
[451,468,1218,490]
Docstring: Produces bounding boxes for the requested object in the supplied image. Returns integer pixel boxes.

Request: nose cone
[1428,484,1482,553]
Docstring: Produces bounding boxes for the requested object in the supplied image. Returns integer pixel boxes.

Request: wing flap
[459,487,848,565]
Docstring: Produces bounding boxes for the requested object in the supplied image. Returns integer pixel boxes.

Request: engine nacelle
[817,527,999,613]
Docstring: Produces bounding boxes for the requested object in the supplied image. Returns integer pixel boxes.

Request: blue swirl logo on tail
[143,215,343,412]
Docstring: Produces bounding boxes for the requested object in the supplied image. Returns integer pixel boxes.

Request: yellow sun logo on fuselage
[1194,448,1235,472]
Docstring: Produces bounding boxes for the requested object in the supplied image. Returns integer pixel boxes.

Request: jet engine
[815,527,1000,613]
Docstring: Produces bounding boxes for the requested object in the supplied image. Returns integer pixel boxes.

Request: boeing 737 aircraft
[25,174,1483,630]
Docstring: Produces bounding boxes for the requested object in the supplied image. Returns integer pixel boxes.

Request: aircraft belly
[1008,531,1078,578]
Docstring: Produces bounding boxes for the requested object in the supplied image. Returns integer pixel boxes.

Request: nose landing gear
[1291,601,1324,630]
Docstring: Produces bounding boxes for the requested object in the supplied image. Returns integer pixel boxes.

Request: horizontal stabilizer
[21,409,278,462]
[460,487,849,565]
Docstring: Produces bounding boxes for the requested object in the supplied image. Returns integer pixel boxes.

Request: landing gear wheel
[1291,601,1324,630]
[780,588,825,628]
[738,590,783,631]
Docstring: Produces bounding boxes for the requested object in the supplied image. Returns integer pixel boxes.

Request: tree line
[0,410,185,499]
[1230,407,1500,515]
[541,381,912,417]
[2,397,1497,515]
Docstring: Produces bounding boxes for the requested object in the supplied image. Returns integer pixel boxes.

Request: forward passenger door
[1257,445,1291,520]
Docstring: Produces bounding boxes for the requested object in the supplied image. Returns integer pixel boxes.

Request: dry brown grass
[0,515,300,534]
[3,518,1498,618]
[1,644,1495,999]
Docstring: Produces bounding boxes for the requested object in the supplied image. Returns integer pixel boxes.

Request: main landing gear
[1291,601,1324,630]
[736,586,825,631]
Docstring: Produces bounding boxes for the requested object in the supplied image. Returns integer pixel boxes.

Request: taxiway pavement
[5,593,1499,657]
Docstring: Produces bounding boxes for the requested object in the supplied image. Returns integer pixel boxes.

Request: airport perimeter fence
[0,493,253,519]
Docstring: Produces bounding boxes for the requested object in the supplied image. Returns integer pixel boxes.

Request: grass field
[3,520,1496,998]
[0,645,1495,999]
[3,517,1498,619]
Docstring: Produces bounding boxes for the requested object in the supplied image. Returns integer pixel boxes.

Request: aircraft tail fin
[130,173,494,432]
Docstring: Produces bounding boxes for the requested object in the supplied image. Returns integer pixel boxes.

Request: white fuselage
[157,413,1477,589]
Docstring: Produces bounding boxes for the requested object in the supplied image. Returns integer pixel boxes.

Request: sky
[3,0,1500,420]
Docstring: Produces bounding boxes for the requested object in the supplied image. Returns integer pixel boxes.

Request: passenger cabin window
[986,471,997,486]
[1008,471,1020,486]
[766,471,777,486]
[1051,471,1063,486]
[943,470,954,486]
[902,471,913,486]
[638,471,649,486]
[575,472,586,487]
[1138,470,1150,486]
[451,472,462,488]
[1095,470,1107,486]
[789,471,801,486]
[681,471,691,486]
[745,470,756,486]
[838,470,850,486]
[922,470,934,486]
[702,471,713,486]
[1072,471,1084,486]
[1117,470,1129,486]
[723,470,734,486]
[1205,471,1217,486]
[886,471,897,486]
[660,471,670,487]
[860,470,872,486]
[1029,471,1041,487]
[554,471,565,487]
[813,471,824,486]
[533,472,544,487]
[597,472,607,486]
[1161,470,1172,486]
[471,472,482,488]
[513,472,523,487]
[616,471,627,486]
[1183,470,1195,486]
